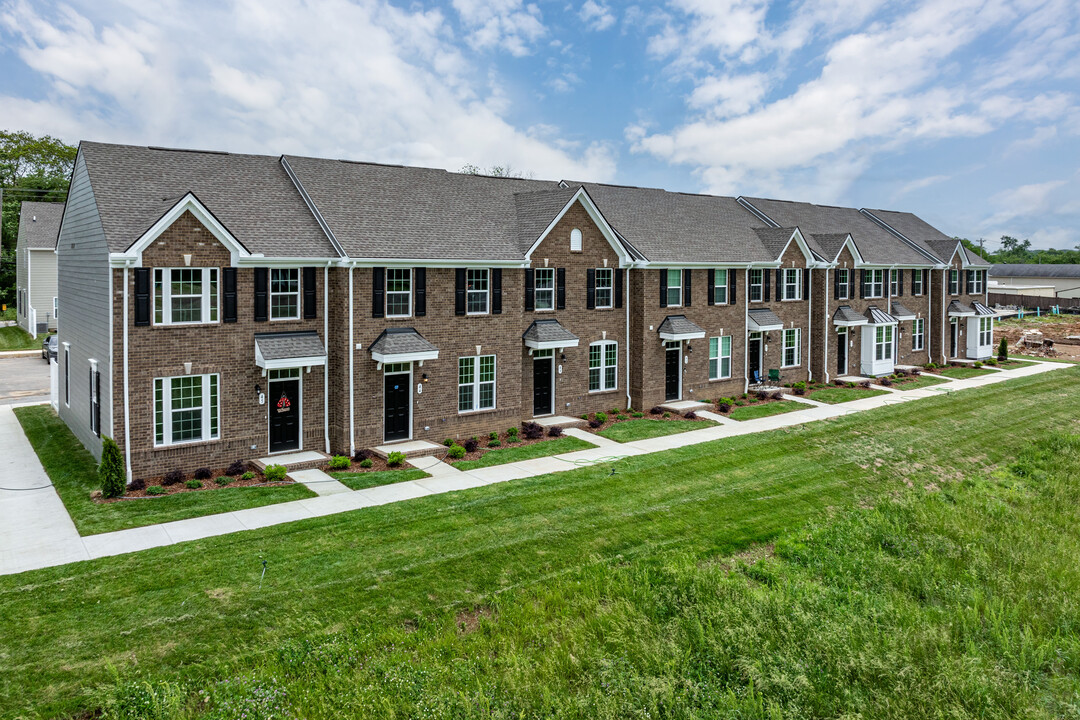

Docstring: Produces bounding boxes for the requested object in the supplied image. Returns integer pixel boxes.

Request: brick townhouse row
[54,143,993,480]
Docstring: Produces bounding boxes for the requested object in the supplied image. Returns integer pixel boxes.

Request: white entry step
[530,415,587,429]
[659,400,711,414]
[253,450,329,472]
[835,375,871,384]
[371,440,445,459]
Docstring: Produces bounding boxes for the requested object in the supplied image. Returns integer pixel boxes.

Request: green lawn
[994,359,1037,369]
[452,435,595,470]
[2,368,1078,719]
[1010,354,1078,364]
[806,386,890,403]
[597,418,717,442]
[939,365,998,379]
[0,324,41,351]
[13,406,317,535]
[893,374,950,390]
[727,399,804,420]
[331,468,429,490]
[0,306,15,322]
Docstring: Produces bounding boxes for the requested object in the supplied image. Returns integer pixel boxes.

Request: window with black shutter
[683,269,692,307]
[614,268,623,308]
[134,268,151,326]
[303,266,317,319]
[222,267,237,322]
[860,269,868,299]
[707,269,715,306]
[586,268,596,309]
[556,268,565,310]
[659,269,668,307]
[763,269,770,300]
[492,268,503,314]
[729,268,737,303]
[775,269,783,302]
[414,267,426,316]
[455,268,466,315]
[253,267,268,321]
[896,269,904,297]
[372,267,385,318]
[524,268,535,311]
[802,268,809,301]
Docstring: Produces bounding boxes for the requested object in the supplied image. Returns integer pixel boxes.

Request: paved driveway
[0,355,50,406]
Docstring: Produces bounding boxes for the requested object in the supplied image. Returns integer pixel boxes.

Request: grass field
[452,435,595,470]
[2,368,1077,719]
[940,365,998,379]
[0,307,15,322]
[331,468,429,491]
[727,399,803,420]
[597,418,716,442]
[893,374,950,390]
[13,406,317,535]
[806,386,889,403]
[1010,354,1078,364]
[994,359,1037,369]
[0,324,40,351]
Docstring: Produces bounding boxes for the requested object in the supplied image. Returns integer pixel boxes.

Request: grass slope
[452,435,595,470]
[728,399,804,420]
[13,406,317,535]
[806,386,890,404]
[940,366,997,379]
[597,418,716,442]
[1,369,1077,718]
[332,468,429,491]
[0,325,41,351]
[894,374,949,390]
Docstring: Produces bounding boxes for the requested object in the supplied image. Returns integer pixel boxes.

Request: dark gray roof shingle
[368,327,439,357]
[17,201,64,249]
[947,300,975,316]
[833,305,867,324]
[80,143,336,257]
[658,314,706,337]
[255,332,326,360]
[747,308,784,330]
[862,208,989,266]
[753,227,799,259]
[989,264,1080,278]
[889,301,916,320]
[522,319,580,346]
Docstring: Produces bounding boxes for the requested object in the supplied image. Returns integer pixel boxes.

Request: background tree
[953,234,1080,266]
[459,162,532,179]
[0,130,77,305]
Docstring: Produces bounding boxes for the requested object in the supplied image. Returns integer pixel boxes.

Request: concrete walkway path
[0,360,1066,576]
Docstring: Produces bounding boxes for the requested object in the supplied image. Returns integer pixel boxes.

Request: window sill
[588,388,619,395]
[780,364,802,369]
[153,437,221,452]
[270,316,302,322]
[458,407,497,416]
[708,377,733,383]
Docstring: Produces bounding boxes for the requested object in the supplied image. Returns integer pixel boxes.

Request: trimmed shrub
[547,425,563,437]
[769,390,784,401]
[264,464,287,482]
[588,419,603,429]
[215,476,231,486]
[193,467,212,481]
[616,414,628,421]
[185,479,203,489]
[443,438,454,447]
[488,439,502,448]
[507,426,520,440]
[792,381,807,391]
[998,337,1009,362]
[359,458,373,468]
[241,471,256,480]
[489,431,499,441]
[755,390,768,401]
[522,421,544,439]
[146,485,165,496]
[594,411,608,424]
[684,411,697,420]
[328,455,351,470]
[859,380,872,389]
[610,407,620,415]
[880,377,893,387]
[718,402,733,413]
[99,436,125,499]
[650,406,663,415]
[663,412,671,418]
[734,400,746,407]
[447,444,466,459]
[973,361,983,368]
[387,451,406,466]
[632,412,644,418]
[162,469,184,487]
[463,438,479,453]
[352,449,371,462]
[226,460,246,476]
[127,478,146,493]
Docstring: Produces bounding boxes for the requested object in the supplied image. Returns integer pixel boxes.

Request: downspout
[807,267,813,382]
[123,261,132,482]
[743,268,750,394]
[940,269,946,363]
[324,261,330,455]
[927,267,933,363]
[348,264,355,456]
[625,263,631,410]
[824,267,830,384]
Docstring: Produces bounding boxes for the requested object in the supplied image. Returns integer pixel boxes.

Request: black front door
[748,337,762,380]
[837,330,847,374]
[533,357,552,416]
[269,379,300,453]
[384,373,410,442]
[950,322,958,358]
[665,345,680,401]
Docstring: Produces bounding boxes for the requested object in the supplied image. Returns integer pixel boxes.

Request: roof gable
[524,187,632,266]
[120,192,250,265]
[16,201,64,250]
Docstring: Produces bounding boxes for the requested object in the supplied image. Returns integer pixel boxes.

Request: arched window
[570,228,583,252]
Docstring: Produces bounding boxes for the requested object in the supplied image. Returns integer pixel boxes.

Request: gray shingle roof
[578,184,776,264]
[658,314,706,338]
[889,301,916,320]
[17,201,64,250]
[368,327,439,357]
[989,264,1080,278]
[832,305,867,324]
[753,227,800,260]
[865,306,898,324]
[255,332,326,360]
[747,308,784,331]
[80,143,336,257]
[947,300,975,316]
[522,319,580,346]
[744,198,932,265]
[862,208,989,266]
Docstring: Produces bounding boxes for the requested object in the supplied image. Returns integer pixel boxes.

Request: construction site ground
[996,313,1080,361]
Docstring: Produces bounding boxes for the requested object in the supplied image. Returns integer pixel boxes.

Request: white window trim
[912,318,925,351]
[595,268,614,309]
[970,271,984,295]
[782,328,802,368]
[782,268,802,301]
[666,269,682,307]
[949,269,959,295]
[749,269,763,302]
[270,268,300,321]
[979,317,993,346]
[712,269,729,305]
[466,269,490,316]
[534,268,555,311]
[458,355,496,413]
[53,296,58,319]
[913,269,924,296]
[589,340,618,392]
[385,268,412,319]
[865,269,884,299]
[709,335,732,380]
[154,373,220,447]
[154,267,220,325]
[837,269,850,300]
[875,325,894,361]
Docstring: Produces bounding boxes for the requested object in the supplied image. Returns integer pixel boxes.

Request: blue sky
[1,0,1078,250]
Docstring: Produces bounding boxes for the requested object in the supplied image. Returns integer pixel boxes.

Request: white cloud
[451,0,545,56]
[0,0,614,182]
[647,0,768,65]
[897,174,951,197]
[982,179,1068,228]
[578,0,615,31]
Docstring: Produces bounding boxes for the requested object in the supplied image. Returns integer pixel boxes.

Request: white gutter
[625,267,631,410]
[823,268,830,384]
[807,268,813,382]
[348,265,355,456]
[343,257,528,269]
[122,260,132,482]
[940,269,947,363]
[743,269,750,394]
[323,261,330,455]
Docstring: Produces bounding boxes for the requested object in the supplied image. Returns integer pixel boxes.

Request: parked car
[42,335,57,363]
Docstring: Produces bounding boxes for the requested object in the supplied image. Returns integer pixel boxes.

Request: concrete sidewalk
[0,360,1066,576]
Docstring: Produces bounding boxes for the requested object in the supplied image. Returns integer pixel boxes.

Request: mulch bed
[447,427,569,465]
[582,408,717,429]
[95,465,292,502]
[710,391,789,417]
[326,453,411,474]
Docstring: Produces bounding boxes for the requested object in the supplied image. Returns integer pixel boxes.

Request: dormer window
[570,228,582,252]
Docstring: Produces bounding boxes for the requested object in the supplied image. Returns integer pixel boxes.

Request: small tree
[99,436,125,498]
[998,337,1008,362]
